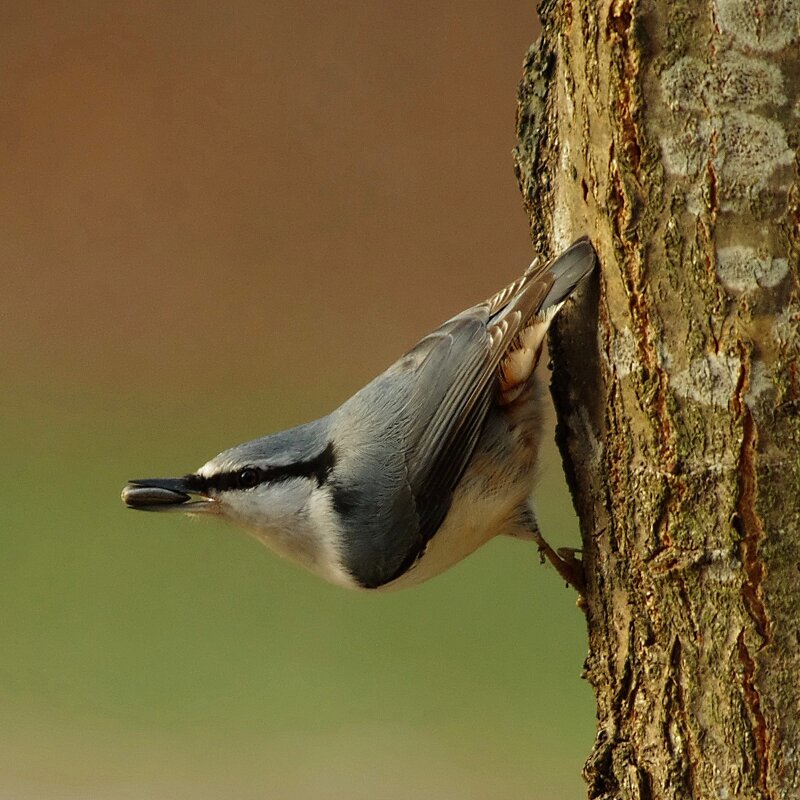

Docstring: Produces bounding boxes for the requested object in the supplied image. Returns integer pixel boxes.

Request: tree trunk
[515,1,800,798]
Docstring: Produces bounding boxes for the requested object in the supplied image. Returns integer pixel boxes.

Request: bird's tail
[494,237,596,405]
[536,237,597,313]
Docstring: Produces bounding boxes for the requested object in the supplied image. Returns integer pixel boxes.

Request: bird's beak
[121,477,216,513]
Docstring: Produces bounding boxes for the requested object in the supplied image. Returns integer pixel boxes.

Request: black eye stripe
[187,442,336,493]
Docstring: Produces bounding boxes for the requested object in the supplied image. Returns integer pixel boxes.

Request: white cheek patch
[224,481,311,527]
[216,479,358,590]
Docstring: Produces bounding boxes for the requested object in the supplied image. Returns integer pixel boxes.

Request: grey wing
[402,277,552,546]
[333,290,542,588]
[335,238,595,587]
[404,237,595,550]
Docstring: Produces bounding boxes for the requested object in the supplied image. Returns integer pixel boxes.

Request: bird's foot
[531,531,586,595]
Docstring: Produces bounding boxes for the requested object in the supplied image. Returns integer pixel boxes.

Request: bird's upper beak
[121,477,216,512]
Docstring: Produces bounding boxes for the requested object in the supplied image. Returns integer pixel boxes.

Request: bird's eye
[237,468,260,489]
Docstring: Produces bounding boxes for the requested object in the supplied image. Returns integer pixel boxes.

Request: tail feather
[538,237,596,312]
[496,237,596,405]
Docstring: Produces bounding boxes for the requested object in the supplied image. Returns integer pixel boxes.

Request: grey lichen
[716,246,790,292]
[658,33,794,214]
[713,0,800,52]
[661,54,787,113]
[660,112,793,212]
[671,350,773,411]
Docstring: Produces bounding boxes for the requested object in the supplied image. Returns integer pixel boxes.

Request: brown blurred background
[1,3,593,798]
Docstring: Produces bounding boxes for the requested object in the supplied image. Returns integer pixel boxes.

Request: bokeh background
[1,3,594,798]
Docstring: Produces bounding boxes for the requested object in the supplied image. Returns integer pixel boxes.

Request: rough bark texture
[514,1,800,798]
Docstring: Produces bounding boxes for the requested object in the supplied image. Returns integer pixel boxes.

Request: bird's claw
[531,532,586,595]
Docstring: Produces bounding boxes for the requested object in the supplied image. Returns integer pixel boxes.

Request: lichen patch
[660,112,793,211]
[744,360,773,409]
[717,111,794,195]
[672,352,773,410]
[661,55,786,113]
[772,304,800,346]
[602,325,638,378]
[714,0,800,52]
[716,246,790,292]
[672,353,740,408]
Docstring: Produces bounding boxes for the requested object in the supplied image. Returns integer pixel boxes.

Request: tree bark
[515,1,800,798]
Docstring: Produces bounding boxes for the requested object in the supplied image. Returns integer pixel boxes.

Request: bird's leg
[532,532,585,594]
[523,505,585,594]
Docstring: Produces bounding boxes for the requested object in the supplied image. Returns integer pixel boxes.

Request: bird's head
[121,418,353,585]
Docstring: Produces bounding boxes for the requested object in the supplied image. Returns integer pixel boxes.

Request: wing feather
[339,238,595,587]
[404,267,557,542]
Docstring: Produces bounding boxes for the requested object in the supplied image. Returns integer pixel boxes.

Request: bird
[122,238,595,592]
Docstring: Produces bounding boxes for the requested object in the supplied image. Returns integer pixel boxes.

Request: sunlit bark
[515,0,800,796]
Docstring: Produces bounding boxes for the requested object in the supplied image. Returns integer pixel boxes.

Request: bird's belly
[387,512,500,590]
[381,397,543,591]
[381,474,521,591]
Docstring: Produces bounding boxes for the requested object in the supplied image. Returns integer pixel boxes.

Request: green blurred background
[1,3,593,797]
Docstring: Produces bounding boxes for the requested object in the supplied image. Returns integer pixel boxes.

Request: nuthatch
[122,239,595,591]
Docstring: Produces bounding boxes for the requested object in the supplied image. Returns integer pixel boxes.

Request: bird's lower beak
[121,477,216,513]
